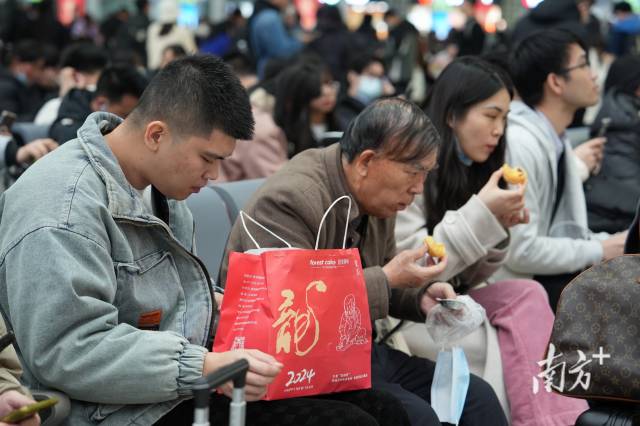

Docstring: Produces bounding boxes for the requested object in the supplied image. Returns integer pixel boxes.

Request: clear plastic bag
[425,295,485,346]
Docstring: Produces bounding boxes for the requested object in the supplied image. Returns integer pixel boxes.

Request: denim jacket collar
[76,112,183,230]
[77,112,144,218]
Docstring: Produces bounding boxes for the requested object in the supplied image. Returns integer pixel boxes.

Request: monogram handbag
[546,255,640,403]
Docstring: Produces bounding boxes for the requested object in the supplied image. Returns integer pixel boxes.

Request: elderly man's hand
[419,282,457,315]
[383,244,448,289]
[0,390,41,426]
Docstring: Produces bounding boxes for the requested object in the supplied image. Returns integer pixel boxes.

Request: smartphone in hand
[0,397,58,423]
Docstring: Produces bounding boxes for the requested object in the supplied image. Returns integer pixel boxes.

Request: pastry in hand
[502,163,527,185]
[423,236,446,259]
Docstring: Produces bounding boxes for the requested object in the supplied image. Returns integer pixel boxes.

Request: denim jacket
[0,112,215,425]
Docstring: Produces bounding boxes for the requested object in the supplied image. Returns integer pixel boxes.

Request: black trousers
[155,388,410,426]
[371,343,508,426]
[534,272,579,312]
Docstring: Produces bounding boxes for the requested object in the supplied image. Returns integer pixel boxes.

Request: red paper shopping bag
[213,196,372,400]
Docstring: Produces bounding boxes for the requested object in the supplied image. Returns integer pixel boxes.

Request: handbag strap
[239,211,292,249]
[315,195,352,250]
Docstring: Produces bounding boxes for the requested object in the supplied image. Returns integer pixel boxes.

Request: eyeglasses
[559,59,591,74]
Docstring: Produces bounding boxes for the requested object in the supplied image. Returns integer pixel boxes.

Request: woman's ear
[446,113,456,129]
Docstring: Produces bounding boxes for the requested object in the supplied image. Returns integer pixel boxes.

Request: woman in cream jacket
[393,57,588,426]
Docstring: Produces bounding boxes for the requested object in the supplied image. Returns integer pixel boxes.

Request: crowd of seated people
[0,0,639,425]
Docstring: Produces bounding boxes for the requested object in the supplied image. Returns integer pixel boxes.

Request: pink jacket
[218,107,288,182]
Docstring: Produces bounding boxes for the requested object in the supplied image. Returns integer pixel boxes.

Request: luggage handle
[192,358,250,426]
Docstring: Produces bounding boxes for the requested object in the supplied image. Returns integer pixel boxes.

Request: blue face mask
[431,347,470,425]
[455,136,473,166]
[14,72,28,85]
[355,75,383,105]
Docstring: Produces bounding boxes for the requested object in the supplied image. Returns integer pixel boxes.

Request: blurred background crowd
[1,0,639,217]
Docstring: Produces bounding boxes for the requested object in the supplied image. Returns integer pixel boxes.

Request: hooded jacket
[494,101,606,281]
[49,88,93,144]
[586,89,640,233]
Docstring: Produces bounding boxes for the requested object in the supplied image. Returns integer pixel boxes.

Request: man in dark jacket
[308,5,355,84]
[586,55,640,233]
[452,0,485,56]
[222,98,508,426]
[49,65,147,144]
[383,9,420,95]
[0,40,56,121]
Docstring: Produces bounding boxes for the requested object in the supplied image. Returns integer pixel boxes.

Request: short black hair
[510,29,587,107]
[604,54,640,96]
[10,40,44,64]
[130,54,254,140]
[223,51,254,77]
[41,44,59,68]
[59,42,108,73]
[96,65,148,102]
[384,8,398,19]
[340,97,440,163]
[136,0,149,12]
[347,51,385,75]
[614,1,633,13]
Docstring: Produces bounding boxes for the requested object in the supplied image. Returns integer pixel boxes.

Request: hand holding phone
[592,117,611,175]
[0,395,57,424]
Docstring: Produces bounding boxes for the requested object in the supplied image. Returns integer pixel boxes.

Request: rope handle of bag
[315,195,352,250]
[238,195,352,251]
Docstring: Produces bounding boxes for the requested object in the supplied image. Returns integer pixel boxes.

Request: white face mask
[355,75,383,105]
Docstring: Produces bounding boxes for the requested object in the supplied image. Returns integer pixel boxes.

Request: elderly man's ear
[353,149,378,177]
